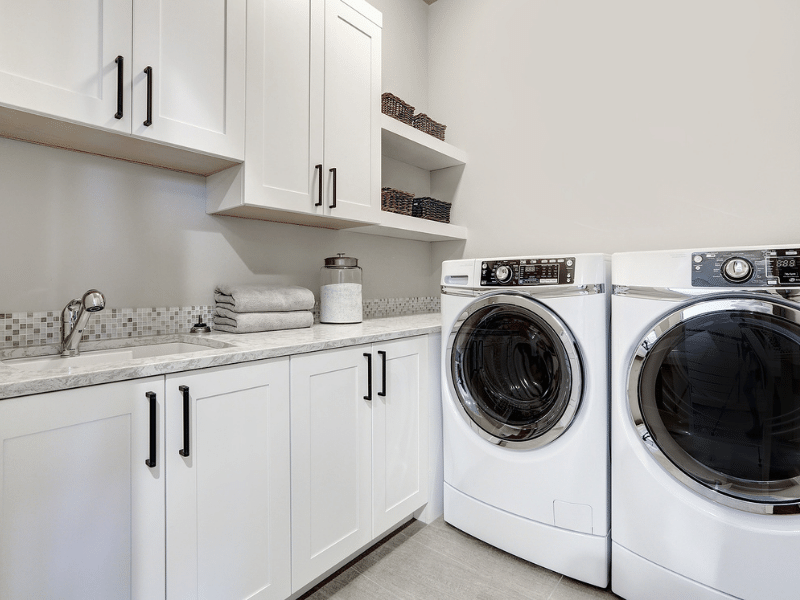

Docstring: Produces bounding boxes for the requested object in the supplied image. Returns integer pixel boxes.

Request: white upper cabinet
[0,0,132,133]
[132,0,245,160]
[321,0,382,222]
[207,0,381,227]
[0,0,245,164]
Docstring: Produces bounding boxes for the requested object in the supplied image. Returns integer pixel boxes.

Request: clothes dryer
[612,246,800,600]
[441,254,610,587]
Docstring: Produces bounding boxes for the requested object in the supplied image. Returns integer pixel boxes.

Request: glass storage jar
[320,253,363,323]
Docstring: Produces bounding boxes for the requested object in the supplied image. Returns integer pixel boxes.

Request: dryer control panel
[481,257,575,286]
[691,248,800,287]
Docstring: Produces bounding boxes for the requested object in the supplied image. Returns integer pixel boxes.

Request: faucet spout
[61,289,106,357]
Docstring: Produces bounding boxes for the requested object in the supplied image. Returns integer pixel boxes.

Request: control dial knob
[722,257,753,283]
[495,265,513,284]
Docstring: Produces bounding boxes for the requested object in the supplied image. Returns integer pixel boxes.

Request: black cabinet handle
[364,353,372,401]
[377,351,387,397]
[315,164,323,206]
[178,385,190,457]
[143,66,153,126]
[145,391,157,468]
[114,56,124,119]
[329,167,337,209]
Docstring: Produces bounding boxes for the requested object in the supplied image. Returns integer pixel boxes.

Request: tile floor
[299,517,621,600]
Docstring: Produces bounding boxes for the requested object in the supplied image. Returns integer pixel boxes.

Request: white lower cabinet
[165,359,291,600]
[371,337,429,538]
[0,377,166,600]
[0,335,430,600]
[290,336,429,593]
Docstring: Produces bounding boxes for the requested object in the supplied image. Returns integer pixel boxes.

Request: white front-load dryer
[612,246,800,600]
[441,254,610,587]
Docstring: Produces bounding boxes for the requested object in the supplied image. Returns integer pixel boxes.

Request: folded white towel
[215,284,315,313]
[213,307,313,334]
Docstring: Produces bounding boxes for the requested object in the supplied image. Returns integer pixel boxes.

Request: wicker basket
[381,187,415,216]
[412,197,451,223]
[411,113,446,141]
[381,93,415,125]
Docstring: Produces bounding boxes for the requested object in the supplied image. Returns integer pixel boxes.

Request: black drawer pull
[329,167,337,209]
[377,351,387,397]
[178,385,190,457]
[143,66,153,126]
[145,391,157,468]
[364,353,372,401]
[315,164,323,206]
[114,56,124,119]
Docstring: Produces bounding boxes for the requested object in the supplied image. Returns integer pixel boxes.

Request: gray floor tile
[407,517,561,600]
[548,576,620,600]
[300,519,620,600]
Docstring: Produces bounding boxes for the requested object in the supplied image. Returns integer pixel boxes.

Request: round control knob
[495,265,513,283]
[722,258,753,283]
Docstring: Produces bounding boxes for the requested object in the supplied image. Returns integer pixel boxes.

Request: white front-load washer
[612,246,800,600]
[441,254,610,587]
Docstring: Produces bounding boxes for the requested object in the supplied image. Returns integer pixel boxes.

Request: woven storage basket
[412,197,451,223]
[411,113,446,141]
[381,187,415,216]
[381,93,415,125]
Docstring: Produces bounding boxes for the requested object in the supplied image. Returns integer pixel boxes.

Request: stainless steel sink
[3,341,224,373]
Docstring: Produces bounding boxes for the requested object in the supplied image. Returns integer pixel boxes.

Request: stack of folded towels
[213,284,316,334]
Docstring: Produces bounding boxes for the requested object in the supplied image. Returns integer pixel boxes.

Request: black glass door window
[451,303,574,442]
[639,309,800,500]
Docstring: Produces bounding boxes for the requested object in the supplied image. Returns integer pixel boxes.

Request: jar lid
[324,253,358,267]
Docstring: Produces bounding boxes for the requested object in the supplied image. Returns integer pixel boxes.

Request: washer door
[629,296,800,513]
[447,293,583,449]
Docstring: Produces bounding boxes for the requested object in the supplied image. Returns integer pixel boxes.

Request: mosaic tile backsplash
[0,297,440,349]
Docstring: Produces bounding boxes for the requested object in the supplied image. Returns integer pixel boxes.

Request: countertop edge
[0,315,442,400]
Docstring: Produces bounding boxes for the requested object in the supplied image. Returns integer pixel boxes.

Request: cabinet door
[322,0,382,223]
[132,0,245,160]
[290,346,373,593]
[0,0,131,132]
[244,0,325,215]
[166,359,291,600]
[0,378,165,600]
[372,336,430,537]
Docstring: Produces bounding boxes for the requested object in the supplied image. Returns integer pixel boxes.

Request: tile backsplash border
[0,296,440,349]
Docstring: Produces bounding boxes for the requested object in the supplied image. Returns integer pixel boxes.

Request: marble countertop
[0,313,441,400]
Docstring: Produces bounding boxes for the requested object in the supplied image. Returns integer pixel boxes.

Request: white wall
[369,0,430,114]
[0,0,438,314]
[0,138,438,313]
[428,0,800,267]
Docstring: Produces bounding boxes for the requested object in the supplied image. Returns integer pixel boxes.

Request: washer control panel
[691,248,800,287]
[481,257,575,286]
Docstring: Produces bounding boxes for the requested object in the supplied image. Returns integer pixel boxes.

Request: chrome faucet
[61,289,106,357]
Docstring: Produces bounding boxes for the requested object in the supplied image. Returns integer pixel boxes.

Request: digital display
[769,255,800,285]
[520,264,559,284]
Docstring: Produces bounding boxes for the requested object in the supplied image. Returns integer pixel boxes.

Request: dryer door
[630,296,800,513]
[447,292,583,449]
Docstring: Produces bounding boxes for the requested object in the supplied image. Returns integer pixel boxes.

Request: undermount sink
[3,342,222,373]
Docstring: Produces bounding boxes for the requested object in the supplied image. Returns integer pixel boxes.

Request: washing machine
[611,246,800,600]
[441,254,610,587]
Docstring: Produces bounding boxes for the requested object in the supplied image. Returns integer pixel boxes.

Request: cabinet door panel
[291,346,372,592]
[0,0,131,132]
[133,0,245,159]
[0,378,165,600]
[245,0,324,214]
[166,359,290,600]
[373,336,429,537]
[323,0,381,223]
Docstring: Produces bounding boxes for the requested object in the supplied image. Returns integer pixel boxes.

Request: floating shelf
[380,114,468,171]
[351,210,467,242]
